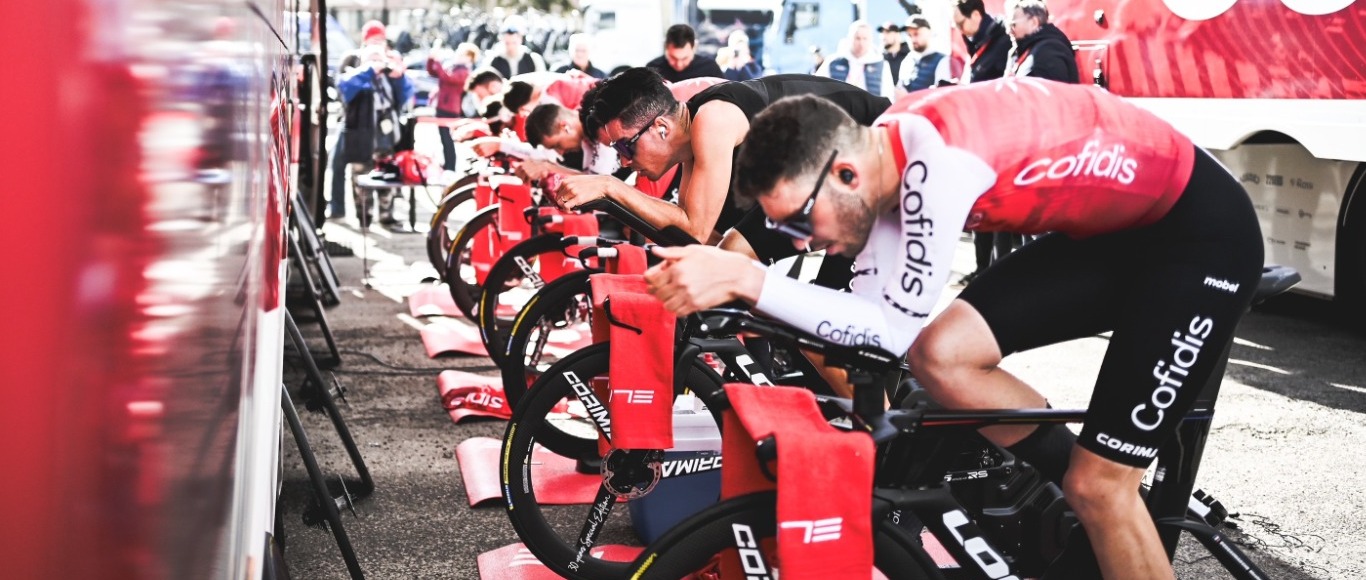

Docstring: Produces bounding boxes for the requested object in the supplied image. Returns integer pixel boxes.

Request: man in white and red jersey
[644,77,1263,579]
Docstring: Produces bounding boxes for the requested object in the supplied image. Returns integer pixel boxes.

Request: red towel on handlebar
[605,292,675,450]
[606,244,647,276]
[720,383,875,580]
[472,178,505,286]
[493,176,532,244]
[541,212,598,283]
[589,274,649,344]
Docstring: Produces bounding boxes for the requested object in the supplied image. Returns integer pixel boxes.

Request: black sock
[1006,422,1077,488]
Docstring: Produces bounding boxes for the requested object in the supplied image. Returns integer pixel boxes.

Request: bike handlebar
[575,198,699,247]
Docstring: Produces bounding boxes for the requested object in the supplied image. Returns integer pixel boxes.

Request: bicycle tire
[445,203,500,320]
[501,343,723,580]
[424,180,476,279]
[500,270,593,408]
[627,491,940,580]
[475,232,575,369]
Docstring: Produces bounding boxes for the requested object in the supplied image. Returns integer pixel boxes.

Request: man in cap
[897,17,953,92]
[483,15,546,78]
[878,21,911,86]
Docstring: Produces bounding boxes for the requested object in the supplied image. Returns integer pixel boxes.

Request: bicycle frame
[679,310,1272,579]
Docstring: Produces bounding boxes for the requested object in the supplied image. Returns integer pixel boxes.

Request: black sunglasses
[765,149,838,243]
[611,115,661,161]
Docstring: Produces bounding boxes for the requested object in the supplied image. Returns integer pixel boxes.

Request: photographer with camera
[334,43,414,229]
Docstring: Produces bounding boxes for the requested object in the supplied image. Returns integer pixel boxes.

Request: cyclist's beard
[828,190,876,257]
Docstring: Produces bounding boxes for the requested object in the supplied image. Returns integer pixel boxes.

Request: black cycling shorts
[957,147,1264,467]
[733,206,856,291]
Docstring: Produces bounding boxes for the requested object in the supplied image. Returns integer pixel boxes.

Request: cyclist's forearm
[604,183,691,232]
[754,272,918,356]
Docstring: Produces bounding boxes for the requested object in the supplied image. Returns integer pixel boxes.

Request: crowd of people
[319,3,1269,578]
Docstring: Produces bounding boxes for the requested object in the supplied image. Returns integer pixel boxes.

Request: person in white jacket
[815,21,895,99]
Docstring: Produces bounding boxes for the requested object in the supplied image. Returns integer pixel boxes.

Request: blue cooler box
[627,408,723,543]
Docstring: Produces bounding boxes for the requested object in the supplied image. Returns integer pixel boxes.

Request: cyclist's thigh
[1078,153,1263,466]
[956,231,1133,357]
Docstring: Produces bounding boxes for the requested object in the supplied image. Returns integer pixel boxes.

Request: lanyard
[969,36,996,66]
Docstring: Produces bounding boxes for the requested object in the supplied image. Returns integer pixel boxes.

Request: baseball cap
[876,21,903,33]
[906,17,933,30]
[361,20,386,43]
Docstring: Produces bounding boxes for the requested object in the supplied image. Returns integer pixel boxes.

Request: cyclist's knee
[1061,448,1147,521]
[908,300,1001,388]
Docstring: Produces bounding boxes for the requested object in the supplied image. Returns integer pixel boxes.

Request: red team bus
[2,0,296,578]
[1014,0,1366,320]
[0,0,1361,579]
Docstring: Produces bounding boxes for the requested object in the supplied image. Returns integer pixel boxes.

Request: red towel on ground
[605,243,648,276]
[408,283,463,317]
[720,383,875,580]
[456,438,604,507]
[477,543,642,579]
[493,176,532,244]
[606,292,675,450]
[437,370,512,422]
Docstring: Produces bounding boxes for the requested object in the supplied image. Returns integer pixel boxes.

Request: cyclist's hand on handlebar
[469,137,502,158]
[644,245,765,316]
[554,174,614,211]
[514,159,555,182]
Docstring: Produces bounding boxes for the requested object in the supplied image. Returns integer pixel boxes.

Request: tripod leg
[285,311,375,500]
[287,230,341,365]
[281,385,366,580]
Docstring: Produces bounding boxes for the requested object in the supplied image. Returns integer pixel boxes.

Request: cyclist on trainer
[554,69,890,277]
[643,78,1263,579]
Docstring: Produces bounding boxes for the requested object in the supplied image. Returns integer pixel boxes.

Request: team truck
[1001,0,1366,322]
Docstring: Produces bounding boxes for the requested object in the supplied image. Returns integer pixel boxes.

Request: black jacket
[646,55,724,83]
[963,14,1010,83]
[1010,23,1079,83]
[884,43,911,85]
[555,62,607,79]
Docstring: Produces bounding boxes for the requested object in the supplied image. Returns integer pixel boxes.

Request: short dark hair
[955,0,987,18]
[581,67,677,142]
[578,80,607,141]
[734,96,857,201]
[664,24,696,48]
[482,100,504,118]
[466,68,504,92]
[525,103,567,147]
[503,80,535,113]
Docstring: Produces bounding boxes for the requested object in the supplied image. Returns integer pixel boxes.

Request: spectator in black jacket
[646,24,724,83]
[483,15,546,78]
[953,0,1010,84]
[1005,0,1080,83]
[877,21,911,86]
[953,0,1014,284]
[555,33,607,79]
